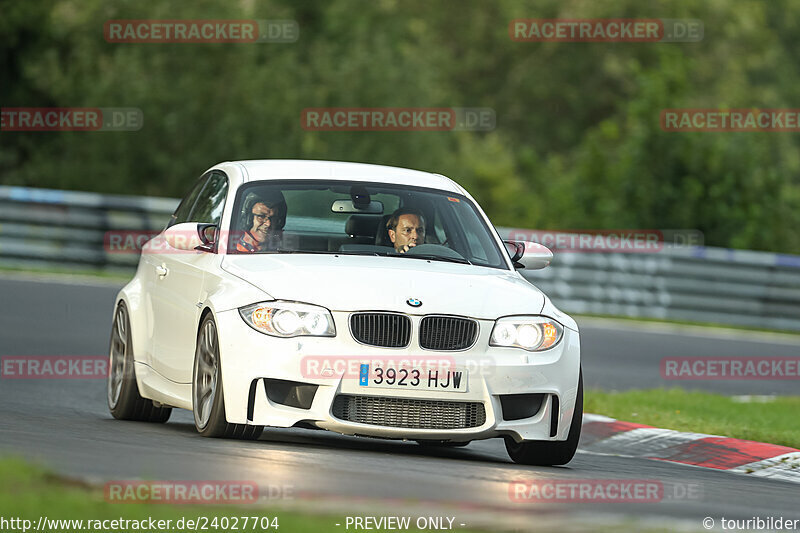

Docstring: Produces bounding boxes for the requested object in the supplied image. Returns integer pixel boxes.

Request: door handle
[155,264,169,277]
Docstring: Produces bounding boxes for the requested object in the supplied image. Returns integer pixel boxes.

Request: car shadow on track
[97,415,577,478]
[99,412,576,472]
[161,420,522,465]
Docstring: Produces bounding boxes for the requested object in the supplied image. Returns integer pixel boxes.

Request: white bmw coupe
[108,160,582,465]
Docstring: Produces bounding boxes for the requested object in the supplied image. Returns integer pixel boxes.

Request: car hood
[221,254,545,319]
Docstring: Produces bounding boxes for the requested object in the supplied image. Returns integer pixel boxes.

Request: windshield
[227,180,508,269]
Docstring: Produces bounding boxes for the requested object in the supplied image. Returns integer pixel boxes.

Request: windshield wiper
[267,250,392,257]
[333,250,392,257]
[392,253,472,265]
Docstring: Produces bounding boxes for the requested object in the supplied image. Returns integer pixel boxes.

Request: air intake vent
[350,313,411,348]
[420,316,478,350]
[332,395,486,429]
[550,395,560,438]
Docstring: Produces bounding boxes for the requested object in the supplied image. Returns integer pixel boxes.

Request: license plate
[359,364,467,392]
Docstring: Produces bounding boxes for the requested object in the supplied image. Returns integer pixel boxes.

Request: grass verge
[586,388,800,448]
[0,458,485,533]
[0,264,131,283]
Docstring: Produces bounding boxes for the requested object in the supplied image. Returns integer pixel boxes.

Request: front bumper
[215,309,581,442]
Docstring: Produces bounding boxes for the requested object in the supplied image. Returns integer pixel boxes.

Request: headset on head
[240,191,287,232]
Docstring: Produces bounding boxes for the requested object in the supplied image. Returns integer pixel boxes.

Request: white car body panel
[220,254,546,318]
[115,160,581,443]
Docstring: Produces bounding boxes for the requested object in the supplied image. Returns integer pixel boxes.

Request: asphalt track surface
[1,275,799,531]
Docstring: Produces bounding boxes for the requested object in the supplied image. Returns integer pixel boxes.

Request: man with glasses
[236,192,287,253]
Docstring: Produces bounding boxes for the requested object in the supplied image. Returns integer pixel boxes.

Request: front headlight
[239,301,336,338]
[489,316,563,351]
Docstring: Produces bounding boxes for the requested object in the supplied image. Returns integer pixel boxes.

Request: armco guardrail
[0,185,177,272]
[500,234,800,332]
[1,185,799,331]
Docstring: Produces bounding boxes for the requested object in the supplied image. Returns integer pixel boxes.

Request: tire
[505,370,583,466]
[192,314,263,440]
[107,301,172,423]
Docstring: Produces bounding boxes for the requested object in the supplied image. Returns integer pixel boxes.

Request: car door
[149,171,228,383]
[142,175,207,371]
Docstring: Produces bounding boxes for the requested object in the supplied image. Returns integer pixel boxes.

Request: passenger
[236,191,287,252]
[386,208,426,254]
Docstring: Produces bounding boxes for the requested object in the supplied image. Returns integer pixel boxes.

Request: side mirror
[164,222,217,252]
[504,240,553,270]
[196,223,218,252]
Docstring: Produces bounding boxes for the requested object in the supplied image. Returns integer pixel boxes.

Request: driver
[386,207,426,253]
[236,191,287,252]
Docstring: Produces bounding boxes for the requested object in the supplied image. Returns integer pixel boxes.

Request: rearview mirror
[331,199,384,214]
[504,240,553,270]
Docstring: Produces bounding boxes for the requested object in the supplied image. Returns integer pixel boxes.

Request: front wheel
[107,301,172,423]
[505,370,583,466]
[192,314,263,440]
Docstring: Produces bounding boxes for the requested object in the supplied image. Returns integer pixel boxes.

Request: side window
[188,172,229,225]
[169,175,209,227]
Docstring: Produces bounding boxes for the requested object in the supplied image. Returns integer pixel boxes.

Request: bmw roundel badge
[406,298,422,308]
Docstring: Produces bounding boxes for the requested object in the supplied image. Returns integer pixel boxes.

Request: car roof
[221,160,466,194]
